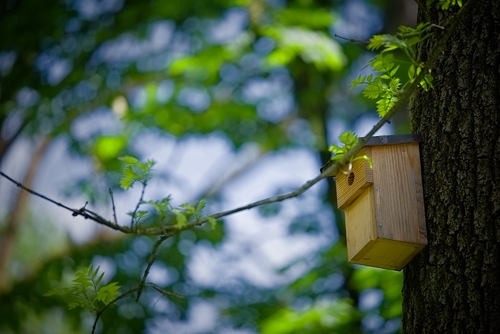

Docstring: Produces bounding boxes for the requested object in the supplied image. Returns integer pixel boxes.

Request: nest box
[322,134,427,270]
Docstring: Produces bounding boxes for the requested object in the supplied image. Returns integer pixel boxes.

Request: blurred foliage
[0,0,411,333]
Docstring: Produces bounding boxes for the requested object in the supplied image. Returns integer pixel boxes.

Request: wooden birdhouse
[322,134,427,270]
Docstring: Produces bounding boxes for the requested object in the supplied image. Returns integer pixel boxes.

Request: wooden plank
[335,148,374,210]
[350,239,426,270]
[371,143,427,244]
[345,186,376,261]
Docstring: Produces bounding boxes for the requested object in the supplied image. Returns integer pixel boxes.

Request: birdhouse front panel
[330,134,427,271]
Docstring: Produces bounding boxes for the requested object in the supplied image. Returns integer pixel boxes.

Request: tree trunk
[404,1,500,333]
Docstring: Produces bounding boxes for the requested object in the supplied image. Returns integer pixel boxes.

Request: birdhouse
[322,134,427,270]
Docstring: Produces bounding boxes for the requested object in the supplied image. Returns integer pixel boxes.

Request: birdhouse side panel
[371,143,426,245]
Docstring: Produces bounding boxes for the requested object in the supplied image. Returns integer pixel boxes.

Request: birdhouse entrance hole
[348,172,355,185]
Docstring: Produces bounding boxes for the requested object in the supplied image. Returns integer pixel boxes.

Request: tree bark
[404,1,500,333]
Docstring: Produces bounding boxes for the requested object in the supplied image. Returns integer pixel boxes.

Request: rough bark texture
[404,1,500,333]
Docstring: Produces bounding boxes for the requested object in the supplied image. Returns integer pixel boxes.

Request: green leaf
[422,73,434,91]
[119,158,156,189]
[73,267,93,290]
[196,199,206,213]
[207,216,217,229]
[389,77,400,92]
[119,156,139,164]
[95,272,105,286]
[351,75,364,89]
[408,64,416,80]
[370,53,395,73]
[389,65,400,78]
[97,282,121,304]
[440,0,462,9]
[173,209,187,228]
[363,81,384,99]
[376,96,398,117]
[339,131,358,147]
[180,203,196,215]
[328,144,342,154]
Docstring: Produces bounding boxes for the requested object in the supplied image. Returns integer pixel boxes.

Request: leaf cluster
[119,156,156,190]
[328,131,373,169]
[44,265,120,313]
[139,197,215,229]
[368,23,433,59]
[119,156,217,229]
[436,0,462,10]
[352,54,402,116]
[352,22,435,116]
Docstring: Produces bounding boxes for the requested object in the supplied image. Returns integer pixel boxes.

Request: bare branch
[0,171,131,234]
[333,34,368,44]
[135,236,168,302]
[130,182,147,228]
[143,282,185,299]
[108,188,118,227]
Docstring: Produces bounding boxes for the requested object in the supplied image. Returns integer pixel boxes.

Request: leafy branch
[328,131,373,171]
[44,265,120,312]
[352,22,437,116]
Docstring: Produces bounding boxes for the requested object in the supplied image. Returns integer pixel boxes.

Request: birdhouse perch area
[323,134,427,271]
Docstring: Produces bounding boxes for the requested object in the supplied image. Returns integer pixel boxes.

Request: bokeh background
[0,0,417,333]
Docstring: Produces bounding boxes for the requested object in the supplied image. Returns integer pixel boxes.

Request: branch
[135,236,167,302]
[108,188,118,226]
[333,34,368,44]
[0,171,131,234]
[143,282,185,299]
[129,182,147,228]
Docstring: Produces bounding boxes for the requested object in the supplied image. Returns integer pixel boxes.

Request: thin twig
[0,171,81,215]
[92,286,138,334]
[136,235,167,302]
[130,182,147,228]
[0,171,131,234]
[333,34,369,44]
[108,188,118,227]
[431,23,445,30]
[143,282,185,299]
